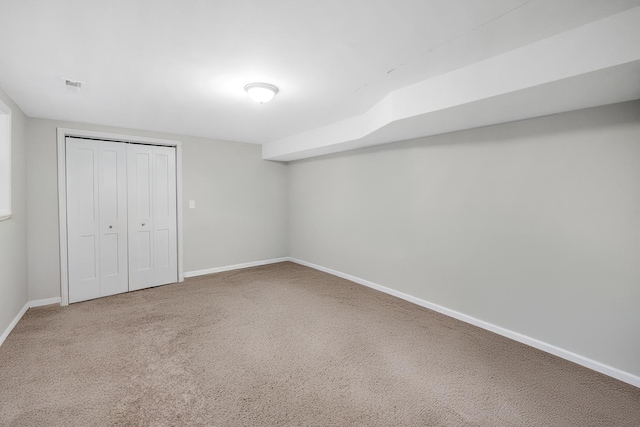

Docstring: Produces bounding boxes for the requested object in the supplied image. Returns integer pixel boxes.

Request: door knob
[109,225,113,229]
[142,223,146,226]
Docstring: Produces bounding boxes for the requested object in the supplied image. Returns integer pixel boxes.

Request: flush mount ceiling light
[244,83,279,104]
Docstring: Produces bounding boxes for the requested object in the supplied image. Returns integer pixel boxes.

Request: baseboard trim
[0,297,64,349]
[3,261,294,349]
[0,302,29,348]
[286,257,640,388]
[184,257,290,278]
[29,297,62,308]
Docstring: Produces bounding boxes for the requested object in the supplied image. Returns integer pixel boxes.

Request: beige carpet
[0,262,638,426]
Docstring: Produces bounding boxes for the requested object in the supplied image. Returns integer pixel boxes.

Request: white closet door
[98,141,129,297]
[151,146,178,286]
[67,138,128,303]
[128,144,177,291]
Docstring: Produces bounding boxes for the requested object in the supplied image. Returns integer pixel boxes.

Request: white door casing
[58,129,184,306]
[62,128,184,306]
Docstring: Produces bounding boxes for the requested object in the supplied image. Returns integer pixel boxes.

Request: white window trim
[57,128,184,306]
[0,100,11,222]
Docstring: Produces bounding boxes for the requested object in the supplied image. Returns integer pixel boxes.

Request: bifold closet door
[66,138,128,303]
[127,144,178,291]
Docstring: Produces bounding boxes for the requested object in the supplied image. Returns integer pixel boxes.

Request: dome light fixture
[244,82,279,104]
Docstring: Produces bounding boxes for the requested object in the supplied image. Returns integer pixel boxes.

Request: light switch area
[189,200,196,209]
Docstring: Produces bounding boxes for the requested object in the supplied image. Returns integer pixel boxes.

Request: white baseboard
[4,259,638,388]
[3,260,293,348]
[286,257,640,388]
[29,297,61,308]
[0,302,29,348]
[0,297,63,349]
[184,257,290,278]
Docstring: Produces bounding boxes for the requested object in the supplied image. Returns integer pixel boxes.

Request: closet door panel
[66,138,101,303]
[98,141,128,297]
[127,144,177,291]
[128,145,155,291]
[67,138,179,303]
[152,147,177,285]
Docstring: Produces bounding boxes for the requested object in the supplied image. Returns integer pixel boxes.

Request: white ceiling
[1,0,639,155]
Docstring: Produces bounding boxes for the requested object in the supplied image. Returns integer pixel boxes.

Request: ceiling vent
[64,79,83,92]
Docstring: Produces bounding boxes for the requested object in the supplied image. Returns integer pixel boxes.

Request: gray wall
[0,87,28,335]
[27,119,288,301]
[6,92,639,380]
[288,100,640,377]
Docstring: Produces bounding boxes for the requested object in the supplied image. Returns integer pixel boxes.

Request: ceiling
[1,0,639,159]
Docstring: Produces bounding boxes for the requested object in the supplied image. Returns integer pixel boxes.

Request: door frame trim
[57,128,184,306]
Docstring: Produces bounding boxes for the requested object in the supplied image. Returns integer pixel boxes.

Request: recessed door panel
[77,235,98,281]
[136,153,151,219]
[76,149,96,223]
[155,153,169,216]
[138,230,152,270]
[100,150,118,219]
[155,229,170,269]
[100,233,119,277]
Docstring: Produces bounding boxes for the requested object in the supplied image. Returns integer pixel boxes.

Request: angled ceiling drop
[262,6,640,161]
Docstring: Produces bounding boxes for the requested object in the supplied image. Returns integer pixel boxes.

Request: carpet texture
[1,262,639,426]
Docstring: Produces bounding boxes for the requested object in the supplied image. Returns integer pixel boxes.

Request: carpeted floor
[0,262,638,426]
